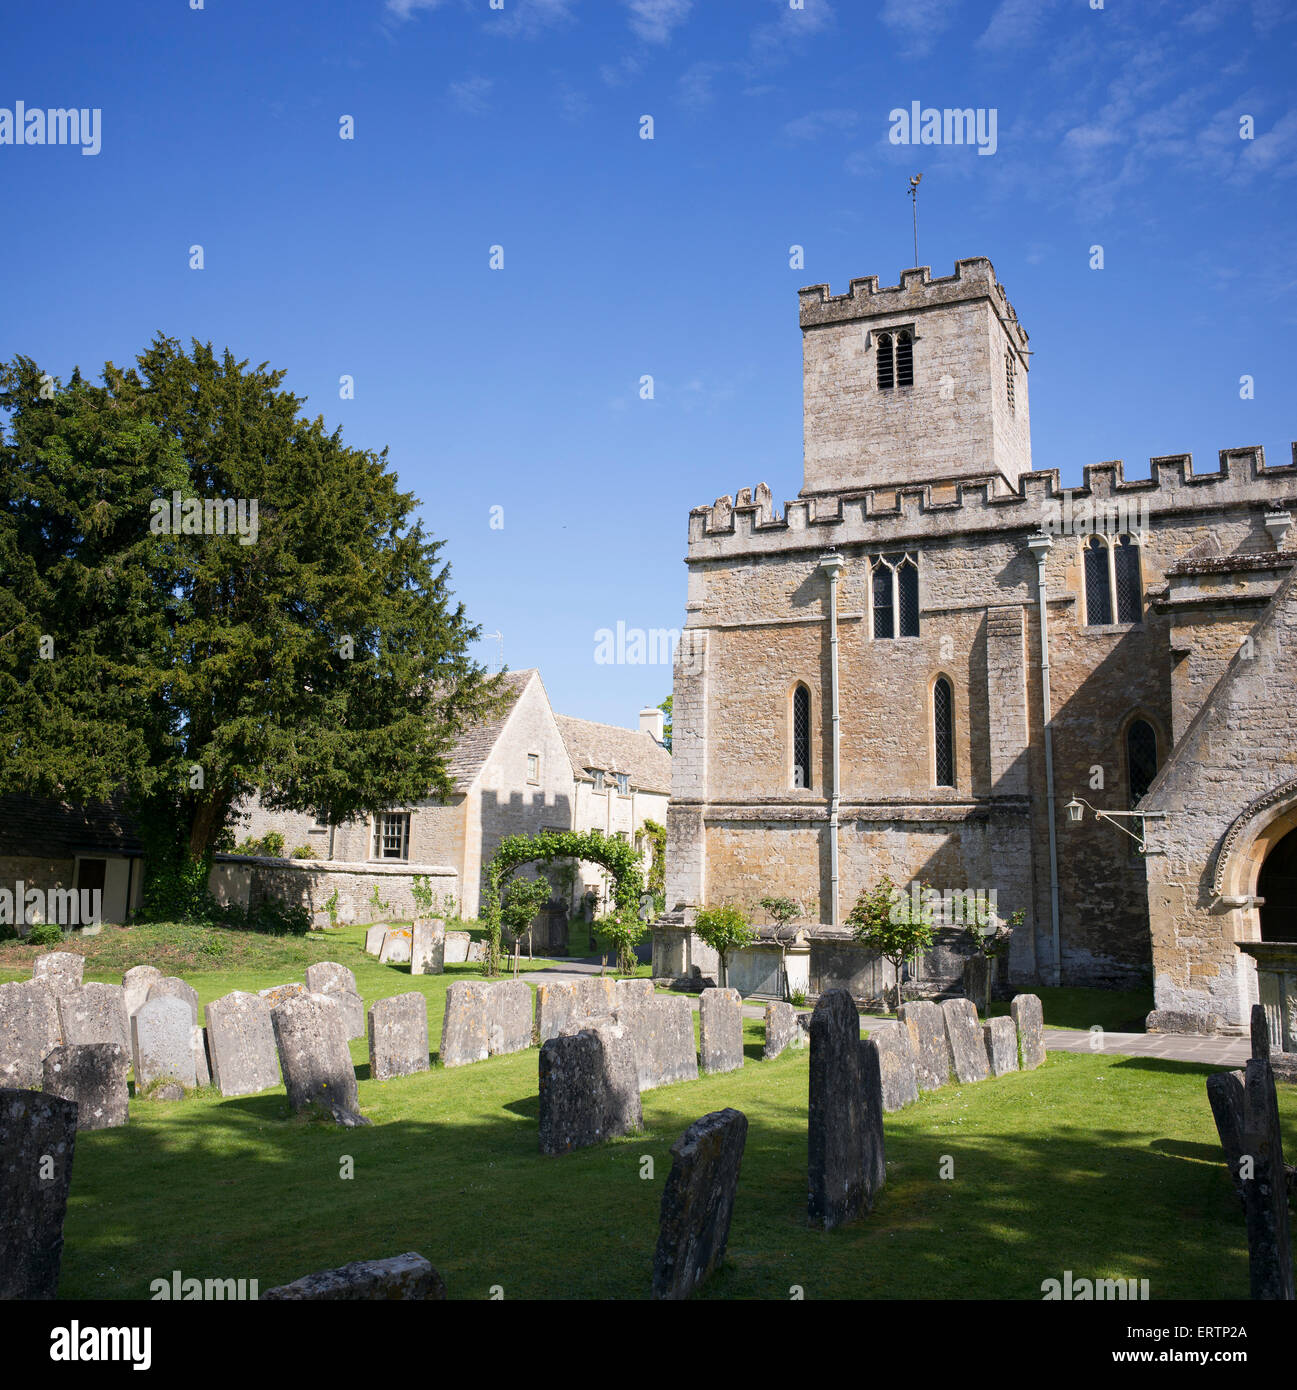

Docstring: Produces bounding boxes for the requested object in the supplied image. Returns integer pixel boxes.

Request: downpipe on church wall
[1027,531,1063,985]
[820,550,845,926]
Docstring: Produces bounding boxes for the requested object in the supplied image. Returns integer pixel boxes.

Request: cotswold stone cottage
[655,257,1296,1035]
[234,670,670,923]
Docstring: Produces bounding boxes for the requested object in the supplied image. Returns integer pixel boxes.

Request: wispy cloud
[385,0,448,20]
[782,108,858,142]
[881,0,961,59]
[624,0,692,44]
[976,0,1064,52]
[750,0,835,59]
[448,75,493,115]
[491,0,578,39]
[678,61,723,110]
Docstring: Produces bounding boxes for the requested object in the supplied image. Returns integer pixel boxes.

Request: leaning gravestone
[58,983,131,1050]
[652,1108,748,1300]
[897,1000,950,1092]
[43,1043,129,1130]
[984,1016,1020,1076]
[1010,994,1047,1070]
[941,998,991,1084]
[440,981,491,1067]
[1239,1056,1293,1300]
[205,990,281,1097]
[272,992,366,1125]
[132,996,197,1092]
[1207,1068,1246,1198]
[122,965,163,1018]
[699,988,743,1075]
[0,1087,78,1298]
[627,996,699,1091]
[763,1001,803,1061]
[538,1020,642,1155]
[485,980,533,1057]
[305,963,365,1040]
[193,1026,212,1087]
[364,925,387,956]
[32,952,84,998]
[0,981,62,1089]
[262,1252,445,1300]
[259,982,306,1008]
[870,1023,919,1112]
[368,993,430,1081]
[410,919,445,976]
[378,930,412,966]
[147,976,200,1023]
[808,990,882,1229]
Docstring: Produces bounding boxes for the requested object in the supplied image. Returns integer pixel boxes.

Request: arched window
[1084,535,1112,626]
[1005,352,1015,410]
[876,333,894,390]
[792,684,811,789]
[1127,719,1157,806]
[872,553,919,639]
[895,329,913,387]
[1114,535,1142,624]
[872,558,894,639]
[933,677,955,787]
[897,558,919,637]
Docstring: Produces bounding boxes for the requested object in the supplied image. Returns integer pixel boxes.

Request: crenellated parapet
[687,445,1297,559]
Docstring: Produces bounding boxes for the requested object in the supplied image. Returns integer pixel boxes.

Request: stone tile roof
[444,669,536,791]
[0,792,143,857]
[554,714,672,796]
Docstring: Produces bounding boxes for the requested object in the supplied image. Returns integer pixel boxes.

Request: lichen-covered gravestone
[0,980,62,1089]
[378,930,412,966]
[55,983,130,1052]
[261,1252,445,1300]
[870,1023,919,1112]
[205,990,281,1097]
[941,997,991,1084]
[626,996,699,1091]
[699,988,743,1075]
[43,1043,130,1130]
[983,1016,1020,1076]
[1010,994,1047,1070]
[440,981,491,1067]
[763,1001,803,1061]
[147,976,200,1023]
[122,965,164,1018]
[31,952,84,998]
[1238,1056,1293,1300]
[272,991,366,1125]
[410,919,445,976]
[305,962,365,1040]
[538,1021,642,1155]
[652,1108,748,1300]
[443,931,471,964]
[0,1087,78,1298]
[368,993,430,1081]
[132,996,197,1092]
[897,1000,950,1091]
[259,982,306,1008]
[533,976,616,1045]
[486,980,533,1057]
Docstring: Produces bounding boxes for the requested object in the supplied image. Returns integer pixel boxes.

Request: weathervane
[908,173,922,268]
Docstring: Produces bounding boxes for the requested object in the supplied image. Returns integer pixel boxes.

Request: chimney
[639,707,665,743]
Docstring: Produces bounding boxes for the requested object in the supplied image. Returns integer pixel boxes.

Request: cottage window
[592,770,605,792]
[792,684,811,789]
[373,812,410,861]
[616,773,629,796]
[933,677,955,787]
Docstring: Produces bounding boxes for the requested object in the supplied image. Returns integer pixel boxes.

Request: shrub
[290,845,315,860]
[323,889,340,929]
[27,921,64,947]
[250,897,311,937]
[411,874,435,917]
[693,904,754,988]
[846,874,936,1014]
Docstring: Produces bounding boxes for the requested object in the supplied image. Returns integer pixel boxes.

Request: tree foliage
[846,874,936,1013]
[692,903,754,986]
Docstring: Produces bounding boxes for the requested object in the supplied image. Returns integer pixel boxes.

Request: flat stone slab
[43,1043,130,1130]
[31,952,84,997]
[763,1001,804,1061]
[262,1252,445,1300]
[0,1087,78,1298]
[941,998,991,1084]
[808,990,882,1230]
[870,1023,919,1112]
[0,981,62,1089]
[122,965,163,1018]
[652,1108,748,1300]
[984,1016,1020,1076]
[132,995,198,1090]
[539,1021,642,1154]
[205,990,281,1097]
[364,925,386,956]
[368,993,430,1081]
[1011,994,1047,1070]
[898,1000,950,1091]
[410,920,445,976]
[625,995,698,1091]
[699,988,743,1075]
[378,930,412,965]
[148,976,200,1023]
[272,991,364,1123]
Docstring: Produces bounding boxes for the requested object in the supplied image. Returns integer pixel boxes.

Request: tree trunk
[187,788,233,861]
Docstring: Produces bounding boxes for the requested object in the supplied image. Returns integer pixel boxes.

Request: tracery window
[871,553,920,638]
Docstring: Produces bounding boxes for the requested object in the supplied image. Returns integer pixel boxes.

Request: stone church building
[656,256,1296,1036]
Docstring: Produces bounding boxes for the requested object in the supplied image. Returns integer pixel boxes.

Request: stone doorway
[1258,824,1297,943]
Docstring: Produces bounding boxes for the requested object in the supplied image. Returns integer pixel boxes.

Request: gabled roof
[0,793,143,857]
[554,714,672,796]
[443,669,537,791]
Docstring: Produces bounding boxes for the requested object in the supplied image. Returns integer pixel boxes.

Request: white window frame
[372,811,411,861]
[615,773,630,797]
[526,753,540,785]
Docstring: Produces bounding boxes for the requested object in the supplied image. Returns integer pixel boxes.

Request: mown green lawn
[0,925,1277,1300]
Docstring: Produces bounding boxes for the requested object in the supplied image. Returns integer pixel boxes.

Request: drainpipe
[819,551,845,926]
[1027,532,1062,986]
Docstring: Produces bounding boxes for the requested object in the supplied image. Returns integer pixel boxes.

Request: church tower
[797,257,1031,496]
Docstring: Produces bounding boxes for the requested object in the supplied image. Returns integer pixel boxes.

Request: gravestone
[368,993,430,1081]
[983,1016,1020,1076]
[652,1108,748,1300]
[304,963,364,1040]
[205,990,281,1097]
[870,1023,920,1112]
[410,919,445,976]
[962,954,990,1014]
[808,990,882,1229]
[613,977,655,1024]
[858,1037,888,1199]
[440,981,491,1067]
[897,1000,950,1091]
[1010,994,1047,1070]
[258,982,305,1008]
[699,988,743,1075]
[627,996,699,1091]
[486,980,533,1057]
[131,996,197,1091]
[272,991,365,1125]
[534,977,616,1045]
[262,1252,445,1300]
[0,1088,78,1298]
[763,1001,803,1061]
[378,930,412,966]
[1239,1057,1293,1299]
[148,976,200,1023]
[1207,1068,1246,1197]
[32,952,84,997]
[466,940,487,964]
[941,998,991,1084]
[193,1025,212,1087]
[43,1043,129,1130]
[443,931,471,964]
[122,965,163,1017]
[0,981,62,1089]
[538,1020,642,1155]
[1251,1002,1270,1061]
[58,983,131,1051]
[364,925,387,956]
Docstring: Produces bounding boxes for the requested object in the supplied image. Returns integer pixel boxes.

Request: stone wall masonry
[43,1043,130,1130]
[0,1087,77,1298]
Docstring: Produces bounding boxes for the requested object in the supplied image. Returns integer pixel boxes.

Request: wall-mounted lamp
[1065,795,1166,854]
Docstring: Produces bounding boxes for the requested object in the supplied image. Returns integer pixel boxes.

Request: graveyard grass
[1,925,1282,1301]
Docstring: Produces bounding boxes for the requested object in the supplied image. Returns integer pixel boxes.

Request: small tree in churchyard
[962,908,1020,1017]
[759,895,804,1001]
[595,906,647,976]
[411,874,436,919]
[693,904,755,989]
[501,875,551,963]
[847,874,936,1014]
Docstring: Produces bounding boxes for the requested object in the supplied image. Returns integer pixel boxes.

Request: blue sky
[4,0,1295,726]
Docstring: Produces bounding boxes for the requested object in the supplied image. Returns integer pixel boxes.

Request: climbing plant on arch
[481,828,646,975]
